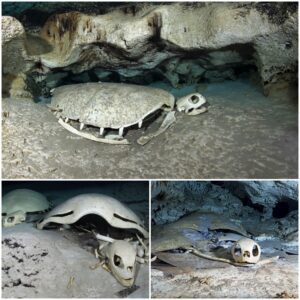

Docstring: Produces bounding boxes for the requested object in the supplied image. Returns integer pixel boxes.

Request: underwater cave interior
[151,181,298,298]
[1,181,149,298]
[2,2,299,179]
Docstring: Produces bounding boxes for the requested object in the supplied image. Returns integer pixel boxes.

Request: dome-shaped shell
[3,189,49,214]
[50,83,99,120]
[51,82,175,129]
[37,193,148,238]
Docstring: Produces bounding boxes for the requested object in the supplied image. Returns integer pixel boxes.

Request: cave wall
[151,181,298,232]
[2,2,298,99]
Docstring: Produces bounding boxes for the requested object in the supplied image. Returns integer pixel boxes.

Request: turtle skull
[231,238,261,264]
[176,93,207,115]
[106,240,137,287]
[3,210,26,227]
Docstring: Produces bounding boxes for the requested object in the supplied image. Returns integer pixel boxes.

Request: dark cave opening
[272,201,290,218]
[272,197,299,219]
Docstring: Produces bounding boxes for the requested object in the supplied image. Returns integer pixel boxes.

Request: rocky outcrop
[2,16,27,74]
[2,3,298,97]
[152,181,298,225]
[223,181,298,219]
[2,16,36,98]
[151,181,247,225]
[37,3,297,85]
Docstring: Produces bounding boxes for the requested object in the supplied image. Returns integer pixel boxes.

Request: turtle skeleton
[2,189,51,227]
[49,82,207,145]
[151,212,279,268]
[37,194,149,286]
[92,233,149,287]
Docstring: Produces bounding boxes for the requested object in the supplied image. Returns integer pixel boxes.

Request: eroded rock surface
[2,2,298,97]
[151,181,298,238]
[151,256,298,298]
[2,224,148,298]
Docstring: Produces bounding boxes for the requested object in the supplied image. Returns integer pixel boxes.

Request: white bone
[2,210,26,228]
[136,234,147,251]
[138,120,143,128]
[99,127,105,136]
[80,123,85,130]
[118,127,124,137]
[136,256,145,264]
[103,240,137,287]
[65,117,69,123]
[37,193,148,238]
[176,93,206,115]
[137,111,176,145]
[58,119,130,145]
[3,189,49,228]
[94,233,115,243]
[231,238,261,264]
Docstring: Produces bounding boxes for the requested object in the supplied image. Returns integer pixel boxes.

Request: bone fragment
[137,111,176,145]
[119,127,124,137]
[94,233,115,243]
[187,106,208,116]
[79,123,85,130]
[58,118,130,145]
[187,247,279,268]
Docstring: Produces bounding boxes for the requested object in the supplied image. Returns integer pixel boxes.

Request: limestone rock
[35,3,297,87]
[223,181,298,219]
[2,73,33,99]
[152,181,298,225]
[2,16,32,75]
[3,3,297,95]
[151,182,249,226]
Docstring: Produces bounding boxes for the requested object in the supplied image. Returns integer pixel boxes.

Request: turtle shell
[164,211,248,236]
[152,211,248,253]
[37,193,148,238]
[2,189,49,215]
[51,83,175,129]
[50,83,100,120]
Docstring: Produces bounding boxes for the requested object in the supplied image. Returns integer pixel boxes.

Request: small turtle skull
[2,189,50,228]
[176,93,207,115]
[94,233,148,287]
[3,210,26,227]
[100,240,137,287]
[231,238,261,264]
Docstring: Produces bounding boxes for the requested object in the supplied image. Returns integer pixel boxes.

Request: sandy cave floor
[2,80,298,179]
[151,253,298,298]
[2,224,149,298]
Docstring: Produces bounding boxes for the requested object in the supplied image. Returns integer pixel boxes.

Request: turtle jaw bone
[186,106,208,116]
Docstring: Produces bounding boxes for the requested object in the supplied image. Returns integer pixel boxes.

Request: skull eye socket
[114,255,124,268]
[233,245,242,257]
[189,95,199,104]
[7,216,15,223]
[252,245,259,256]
